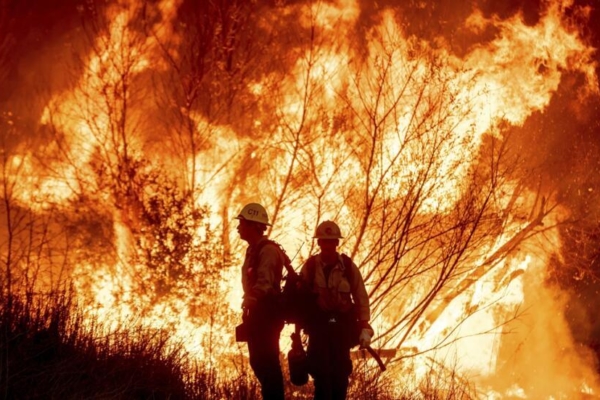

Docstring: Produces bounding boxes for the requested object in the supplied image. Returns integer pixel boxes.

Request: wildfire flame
[2,0,599,397]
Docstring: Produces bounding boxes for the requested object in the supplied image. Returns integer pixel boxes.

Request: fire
[2,0,599,397]
[463,0,597,127]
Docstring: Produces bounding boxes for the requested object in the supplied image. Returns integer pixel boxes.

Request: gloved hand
[359,327,374,348]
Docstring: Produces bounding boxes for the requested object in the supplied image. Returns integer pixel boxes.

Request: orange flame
[3,0,599,395]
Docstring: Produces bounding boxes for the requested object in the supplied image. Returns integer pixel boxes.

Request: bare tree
[0,116,77,300]
[27,2,229,320]
[4,1,590,388]
[232,8,563,371]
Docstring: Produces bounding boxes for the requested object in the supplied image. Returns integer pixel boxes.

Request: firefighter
[236,203,285,400]
[300,220,373,400]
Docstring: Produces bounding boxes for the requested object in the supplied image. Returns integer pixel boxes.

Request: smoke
[493,256,600,397]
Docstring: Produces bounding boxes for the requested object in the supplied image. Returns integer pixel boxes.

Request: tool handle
[365,345,386,371]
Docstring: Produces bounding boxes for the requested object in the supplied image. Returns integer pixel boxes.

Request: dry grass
[0,291,188,399]
[0,290,475,399]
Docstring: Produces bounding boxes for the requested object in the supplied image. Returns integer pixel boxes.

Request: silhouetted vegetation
[0,291,476,399]
[0,291,188,399]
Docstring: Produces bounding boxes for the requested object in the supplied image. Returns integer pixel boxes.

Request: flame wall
[1,0,600,397]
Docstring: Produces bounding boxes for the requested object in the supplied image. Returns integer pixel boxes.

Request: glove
[359,327,374,348]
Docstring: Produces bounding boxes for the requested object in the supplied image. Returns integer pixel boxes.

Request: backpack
[249,239,313,325]
[282,252,355,326]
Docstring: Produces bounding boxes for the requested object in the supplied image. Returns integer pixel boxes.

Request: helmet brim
[235,215,272,226]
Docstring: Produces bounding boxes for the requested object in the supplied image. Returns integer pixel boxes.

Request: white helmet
[314,220,343,239]
[235,203,271,226]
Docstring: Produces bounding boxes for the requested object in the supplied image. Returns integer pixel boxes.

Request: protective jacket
[301,253,370,322]
[242,236,285,306]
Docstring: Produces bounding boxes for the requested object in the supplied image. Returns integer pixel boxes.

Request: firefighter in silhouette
[300,220,373,400]
[235,203,285,400]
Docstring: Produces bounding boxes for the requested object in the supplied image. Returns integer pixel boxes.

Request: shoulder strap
[340,253,354,283]
[306,256,316,284]
[305,254,353,283]
[252,239,295,275]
